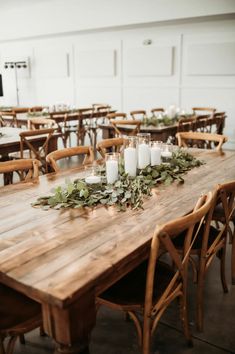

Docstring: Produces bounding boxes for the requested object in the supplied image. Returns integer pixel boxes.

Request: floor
[10,245,235,354]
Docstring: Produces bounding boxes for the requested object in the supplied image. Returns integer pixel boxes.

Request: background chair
[110,119,141,136]
[97,192,214,354]
[0,159,40,185]
[173,186,229,331]
[106,112,126,121]
[28,118,56,130]
[0,283,42,354]
[46,146,94,172]
[96,137,125,158]
[151,108,165,116]
[20,128,55,173]
[192,107,216,117]
[130,110,146,120]
[177,116,197,132]
[176,131,227,151]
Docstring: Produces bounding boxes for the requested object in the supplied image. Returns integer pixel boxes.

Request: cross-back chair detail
[46,146,94,172]
[214,112,226,135]
[177,116,197,132]
[176,131,227,151]
[19,128,55,173]
[96,138,125,158]
[110,119,141,137]
[97,191,214,354]
[0,159,40,185]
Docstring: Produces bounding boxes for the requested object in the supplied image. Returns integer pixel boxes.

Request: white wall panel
[125,46,173,77]
[187,42,235,76]
[35,48,69,78]
[77,49,116,77]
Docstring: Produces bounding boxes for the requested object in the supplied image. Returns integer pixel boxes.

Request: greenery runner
[33,149,204,211]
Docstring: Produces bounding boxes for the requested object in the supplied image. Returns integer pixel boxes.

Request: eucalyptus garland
[32,149,204,211]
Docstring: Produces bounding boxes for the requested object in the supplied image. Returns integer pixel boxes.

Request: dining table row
[0,127,234,354]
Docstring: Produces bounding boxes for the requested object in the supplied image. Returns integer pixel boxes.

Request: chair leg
[220,247,228,293]
[142,315,151,354]
[19,334,25,344]
[179,293,193,346]
[232,233,235,285]
[196,270,205,332]
[40,325,47,337]
[5,336,17,354]
[0,337,6,354]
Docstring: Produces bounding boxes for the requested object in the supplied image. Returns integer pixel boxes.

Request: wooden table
[0,127,58,158]
[99,122,178,142]
[0,149,235,353]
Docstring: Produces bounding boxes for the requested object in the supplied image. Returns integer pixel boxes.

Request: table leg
[42,290,96,354]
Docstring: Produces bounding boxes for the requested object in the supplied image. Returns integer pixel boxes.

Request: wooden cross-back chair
[96,137,125,159]
[0,159,40,185]
[110,119,141,137]
[0,112,17,128]
[0,283,42,354]
[212,180,235,285]
[28,118,56,130]
[46,146,94,172]
[97,191,215,354]
[106,112,126,121]
[192,107,216,116]
[177,115,197,132]
[173,185,232,331]
[214,112,226,135]
[151,108,165,116]
[19,128,55,173]
[176,131,228,151]
[130,110,146,120]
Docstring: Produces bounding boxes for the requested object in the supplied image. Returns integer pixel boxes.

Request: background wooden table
[0,149,235,353]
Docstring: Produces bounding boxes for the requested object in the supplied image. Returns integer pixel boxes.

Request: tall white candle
[151,146,161,166]
[106,159,119,184]
[124,147,137,177]
[138,143,150,169]
[85,175,101,184]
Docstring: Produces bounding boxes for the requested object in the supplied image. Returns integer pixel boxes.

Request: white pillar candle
[85,175,101,184]
[124,147,137,177]
[150,146,161,166]
[138,143,150,169]
[161,151,172,158]
[106,159,119,184]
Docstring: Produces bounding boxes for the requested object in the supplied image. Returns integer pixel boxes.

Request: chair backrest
[107,112,126,121]
[46,146,94,172]
[144,190,215,333]
[177,116,197,132]
[20,128,55,172]
[151,108,165,116]
[0,159,40,184]
[96,137,125,158]
[192,107,216,116]
[28,118,56,130]
[110,119,141,136]
[214,112,226,135]
[176,131,228,151]
[0,111,17,127]
[216,180,235,225]
[130,110,146,120]
[29,106,45,112]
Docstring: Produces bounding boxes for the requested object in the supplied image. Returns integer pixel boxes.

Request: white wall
[0,2,235,148]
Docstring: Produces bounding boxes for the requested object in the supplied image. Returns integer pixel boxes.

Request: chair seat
[0,284,41,334]
[173,225,219,249]
[98,260,176,309]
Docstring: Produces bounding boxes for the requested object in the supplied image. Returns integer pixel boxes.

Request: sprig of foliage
[32,149,204,211]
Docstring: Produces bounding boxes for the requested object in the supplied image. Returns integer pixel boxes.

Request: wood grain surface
[0,149,235,311]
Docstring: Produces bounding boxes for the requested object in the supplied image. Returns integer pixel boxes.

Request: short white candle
[85,175,101,184]
[138,143,150,169]
[124,147,137,177]
[106,159,119,184]
[151,146,161,166]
